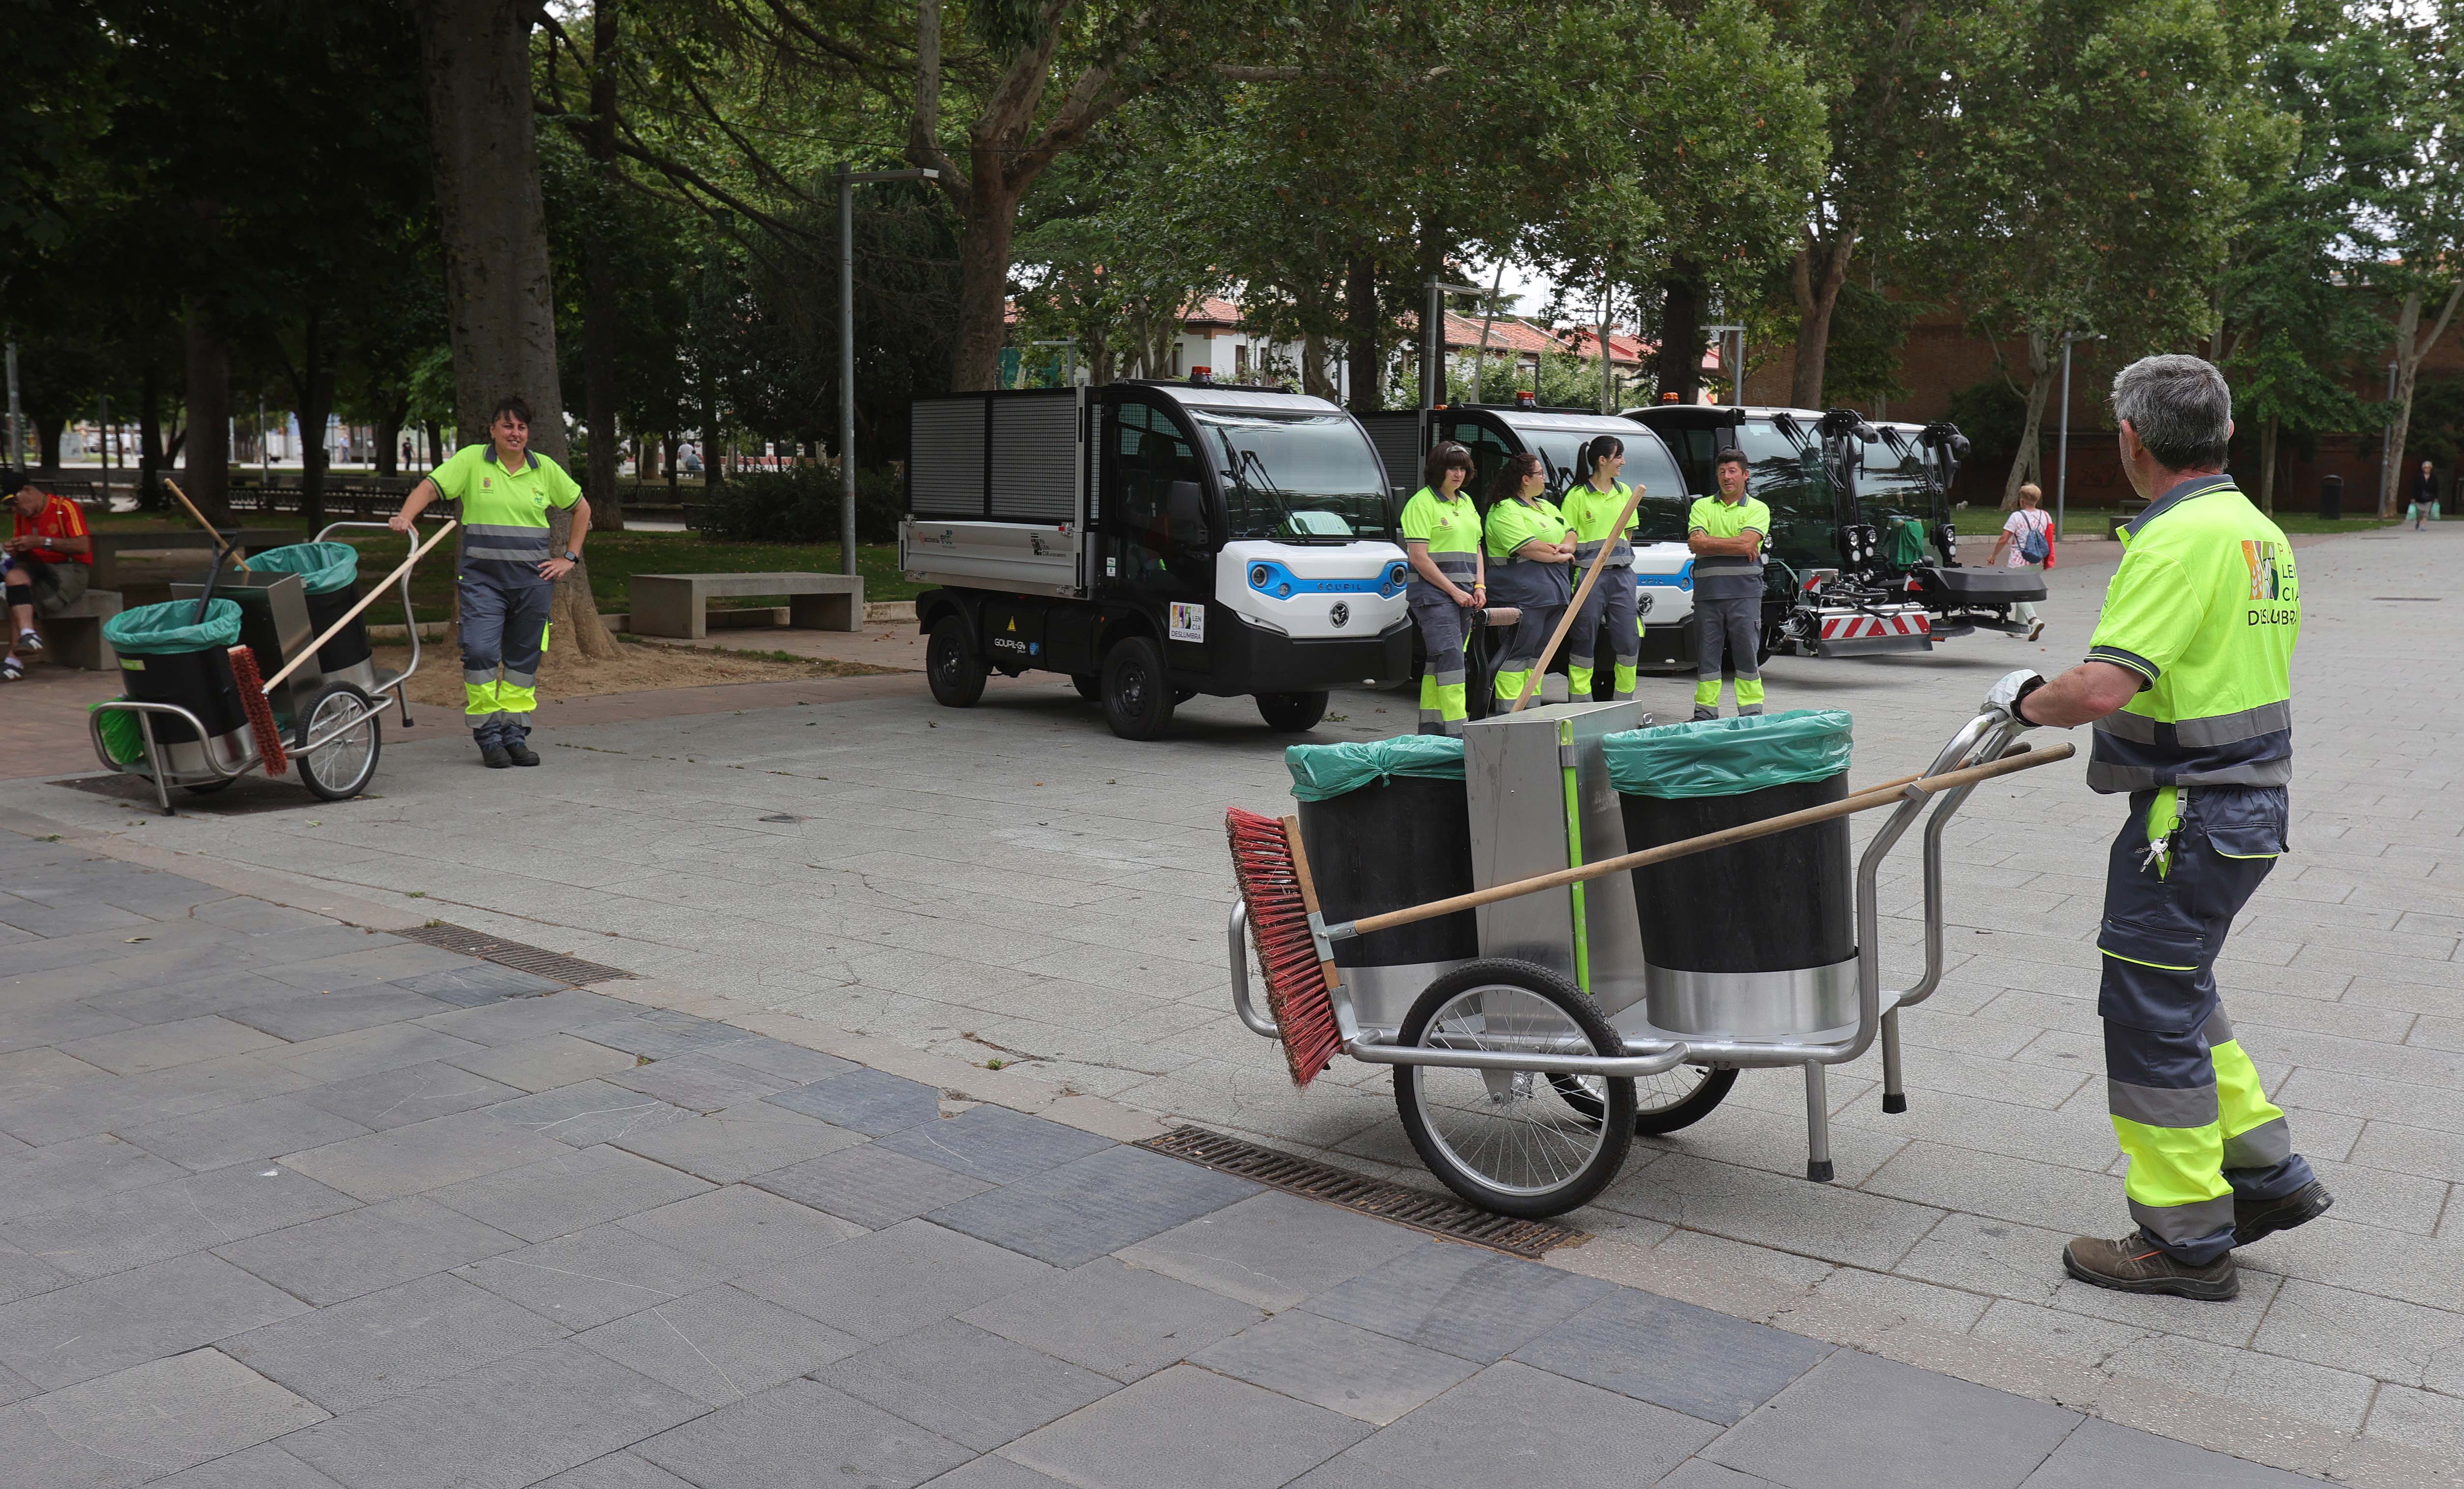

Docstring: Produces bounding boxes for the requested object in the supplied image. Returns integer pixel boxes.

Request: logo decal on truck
[1169,602,1205,642]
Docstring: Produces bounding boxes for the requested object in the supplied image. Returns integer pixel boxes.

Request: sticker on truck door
[1168,602,1205,642]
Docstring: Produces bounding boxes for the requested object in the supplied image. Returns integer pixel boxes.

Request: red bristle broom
[226,646,289,776]
[1226,738,2076,1087]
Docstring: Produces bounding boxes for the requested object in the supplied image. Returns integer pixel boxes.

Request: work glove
[1982,669,2047,728]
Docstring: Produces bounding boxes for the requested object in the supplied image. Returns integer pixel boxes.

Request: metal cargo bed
[903,388,1090,596]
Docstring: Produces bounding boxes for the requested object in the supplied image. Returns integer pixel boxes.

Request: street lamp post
[1424,278,1484,413]
[837,164,939,578]
[4,340,21,469]
[2055,331,2104,541]
[1703,323,1747,405]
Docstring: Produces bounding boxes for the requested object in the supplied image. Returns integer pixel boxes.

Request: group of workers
[1399,435,1769,736]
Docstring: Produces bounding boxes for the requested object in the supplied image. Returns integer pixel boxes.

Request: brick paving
[5,520,2459,1482]
[0,850,2339,1487]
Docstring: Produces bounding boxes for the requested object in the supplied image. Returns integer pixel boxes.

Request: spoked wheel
[294,681,382,801]
[1393,959,1635,1218]
[1551,1064,1737,1135]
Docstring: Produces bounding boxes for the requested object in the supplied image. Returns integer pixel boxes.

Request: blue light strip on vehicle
[1636,563,1694,593]
[1247,559,1409,600]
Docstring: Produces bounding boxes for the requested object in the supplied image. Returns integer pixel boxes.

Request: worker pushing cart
[388,397,590,769]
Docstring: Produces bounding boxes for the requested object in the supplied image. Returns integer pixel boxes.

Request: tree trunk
[138,362,166,509]
[375,401,401,478]
[1345,254,1381,414]
[2379,280,2464,519]
[1789,228,1855,410]
[949,181,1022,392]
[584,0,623,531]
[423,421,443,469]
[412,0,616,658]
[34,415,63,471]
[295,309,331,532]
[1300,329,1332,400]
[1656,258,1705,406]
[2002,330,2053,509]
[183,304,233,524]
[2259,414,2279,515]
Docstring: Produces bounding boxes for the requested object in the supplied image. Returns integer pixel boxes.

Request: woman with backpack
[1989,482,2052,641]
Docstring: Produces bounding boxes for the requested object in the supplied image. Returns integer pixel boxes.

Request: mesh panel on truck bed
[906,390,1084,524]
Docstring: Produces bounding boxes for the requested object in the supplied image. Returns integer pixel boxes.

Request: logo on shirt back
[2243,539,2297,623]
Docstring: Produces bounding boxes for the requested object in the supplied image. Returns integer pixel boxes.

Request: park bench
[31,588,124,670]
[89,528,307,610]
[626,572,865,640]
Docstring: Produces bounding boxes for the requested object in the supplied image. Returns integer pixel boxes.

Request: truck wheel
[1100,636,1175,740]
[1256,691,1327,732]
[927,615,987,708]
[1070,673,1101,702]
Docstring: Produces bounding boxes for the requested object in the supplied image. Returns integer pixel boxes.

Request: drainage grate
[1137,1126,1587,1258]
[393,923,635,985]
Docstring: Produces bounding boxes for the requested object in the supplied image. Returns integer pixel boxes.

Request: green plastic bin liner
[1286,735,1466,802]
[1602,709,1853,800]
[1884,514,1931,567]
[102,598,243,657]
[245,542,359,595]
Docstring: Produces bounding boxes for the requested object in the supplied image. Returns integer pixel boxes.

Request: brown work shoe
[2235,1180,2333,1248]
[2063,1231,2239,1301]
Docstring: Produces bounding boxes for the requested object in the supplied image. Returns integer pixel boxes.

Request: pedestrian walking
[1483,451,1575,710]
[1989,483,2052,640]
[1687,447,1770,720]
[1994,353,2330,1300]
[386,397,591,769]
[2412,459,2439,529]
[1398,441,1511,737]
[1559,435,1644,702]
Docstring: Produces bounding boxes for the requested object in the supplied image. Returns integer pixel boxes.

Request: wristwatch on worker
[560,549,579,563]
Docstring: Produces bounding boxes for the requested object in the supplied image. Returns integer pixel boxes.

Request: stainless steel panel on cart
[1462,699,1653,1016]
[172,572,318,707]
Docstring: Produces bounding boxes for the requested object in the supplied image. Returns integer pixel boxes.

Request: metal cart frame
[87,521,434,814]
[1229,705,2029,1210]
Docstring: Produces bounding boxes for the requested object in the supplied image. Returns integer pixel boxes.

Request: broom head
[1226,806,1343,1084]
[92,704,146,766]
[226,646,288,776]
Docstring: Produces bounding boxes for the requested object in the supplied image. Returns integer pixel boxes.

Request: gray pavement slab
[291,1060,527,1132]
[224,988,454,1043]
[602,1050,795,1112]
[956,1256,1262,1382]
[873,1103,1117,1184]
[452,1222,733,1330]
[222,1271,568,1411]
[0,1131,189,1221]
[58,1013,287,1076]
[1005,1362,1372,1489]
[1703,1351,2081,1489]
[573,1282,863,1406]
[1334,1359,1719,1489]
[2019,1417,2327,1488]
[212,1194,526,1305]
[736,1218,1054,1343]
[278,1108,570,1203]
[924,1143,1260,1267]
[282,1339,704,1489]
[1510,1288,1834,1425]
[532,1453,699,1489]
[445,1032,641,1093]
[1191,1308,1479,1426]
[411,989,634,1047]
[0,1250,311,1389]
[0,1348,327,1489]
[813,1318,1119,1450]
[119,1093,374,1171]
[485,1078,700,1148]
[747,1141,996,1229]
[764,1067,950,1134]
[1305,1241,1617,1363]
[633,1377,974,1489]
[0,1159,359,1280]
[612,1182,866,1271]
[153,1442,350,1489]
[611,1100,868,1183]
[1113,1190,1430,1312]
[429,1143,715,1243]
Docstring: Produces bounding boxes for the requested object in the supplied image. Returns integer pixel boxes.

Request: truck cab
[1358,402,1698,682]
[903,381,1413,740]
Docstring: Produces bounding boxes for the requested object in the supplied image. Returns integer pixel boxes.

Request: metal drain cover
[1137,1126,1587,1257]
[394,923,635,985]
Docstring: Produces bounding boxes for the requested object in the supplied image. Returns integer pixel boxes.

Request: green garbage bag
[1602,709,1852,799]
[1885,514,1931,567]
[1287,735,1466,802]
[245,542,358,595]
[102,598,243,657]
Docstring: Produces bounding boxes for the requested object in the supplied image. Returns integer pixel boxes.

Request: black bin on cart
[1288,737,1479,1031]
[1602,711,1857,1040]
[101,600,249,746]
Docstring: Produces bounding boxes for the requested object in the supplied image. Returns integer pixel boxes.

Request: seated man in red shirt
[0,470,93,681]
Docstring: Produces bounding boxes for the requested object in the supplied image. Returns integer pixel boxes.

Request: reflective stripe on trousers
[1567,565,1638,701]
[1691,594,1763,719]
[2099,791,2311,1264]
[460,575,552,746]
[1406,582,1470,737]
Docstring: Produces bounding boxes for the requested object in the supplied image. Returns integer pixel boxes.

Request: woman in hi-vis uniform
[1399,442,1513,736]
[1558,435,1643,702]
[1484,451,1575,708]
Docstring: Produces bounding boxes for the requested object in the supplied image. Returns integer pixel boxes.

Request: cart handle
[257,521,456,695]
[1328,740,2073,940]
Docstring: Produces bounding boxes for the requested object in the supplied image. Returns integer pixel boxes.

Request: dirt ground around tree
[373,634,901,711]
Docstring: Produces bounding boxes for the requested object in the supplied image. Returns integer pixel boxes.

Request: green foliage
[1446,344,1623,410]
[1817,283,1927,406]
[1944,380,2032,478]
[697,465,905,545]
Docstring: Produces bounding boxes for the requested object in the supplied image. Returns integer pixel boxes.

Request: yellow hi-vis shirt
[430,442,581,587]
[1400,486,1481,582]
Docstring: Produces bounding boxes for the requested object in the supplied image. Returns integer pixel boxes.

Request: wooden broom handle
[163,480,247,572]
[1507,481,1650,714]
[257,521,458,694]
[1343,740,2073,937]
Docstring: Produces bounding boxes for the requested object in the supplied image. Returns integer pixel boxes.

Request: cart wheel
[184,779,234,798]
[295,682,382,801]
[1551,1065,1737,1135]
[927,616,988,708]
[1393,959,1635,1218]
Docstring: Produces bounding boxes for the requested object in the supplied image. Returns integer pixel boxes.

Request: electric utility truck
[903,380,1414,740]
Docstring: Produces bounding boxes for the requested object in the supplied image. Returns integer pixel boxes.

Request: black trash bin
[101,600,249,745]
[247,543,370,673]
[1603,711,1857,1039]
[2319,474,2343,522]
[1288,737,1479,1030]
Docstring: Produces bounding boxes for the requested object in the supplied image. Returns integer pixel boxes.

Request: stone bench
[626,572,865,640]
[33,589,124,670]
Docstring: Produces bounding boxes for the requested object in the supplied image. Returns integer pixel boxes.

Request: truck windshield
[1190,409,1395,543]
[1859,430,1942,523]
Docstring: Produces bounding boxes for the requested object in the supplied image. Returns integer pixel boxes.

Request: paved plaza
[0,521,2457,1485]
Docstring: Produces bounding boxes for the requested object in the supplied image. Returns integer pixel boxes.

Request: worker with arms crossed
[1687,447,1770,720]
[1559,435,1643,702]
[388,396,590,769]
[1988,354,2329,1300]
